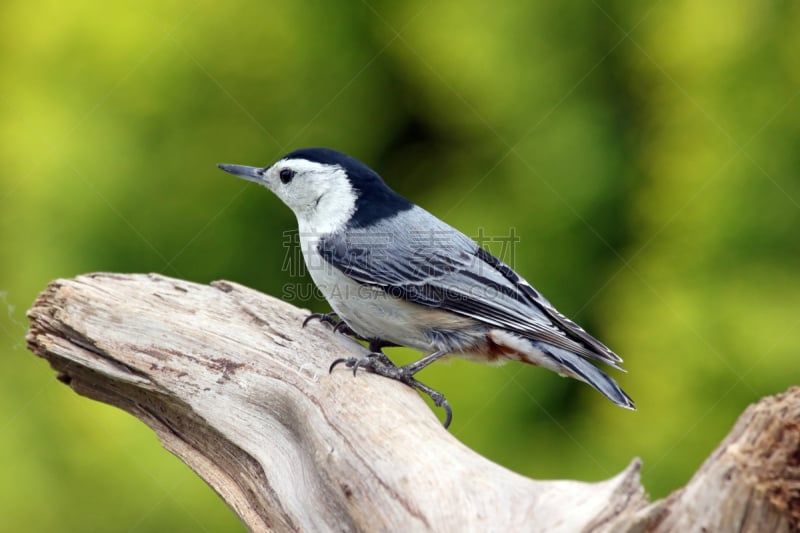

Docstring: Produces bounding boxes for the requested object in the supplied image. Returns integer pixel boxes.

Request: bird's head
[218,148,413,234]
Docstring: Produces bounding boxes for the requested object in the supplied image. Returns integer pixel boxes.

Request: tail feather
[543,343,635,410]
[488,329,634,409]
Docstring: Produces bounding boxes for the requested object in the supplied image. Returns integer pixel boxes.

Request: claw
[409,379,453,428]
[442,403,453,428]
[303,312,339,329]
[333,321,353,335]
[329,357,352,373]
[352,358,364,376]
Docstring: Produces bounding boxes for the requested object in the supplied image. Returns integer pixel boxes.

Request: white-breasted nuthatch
[219,148,634,427]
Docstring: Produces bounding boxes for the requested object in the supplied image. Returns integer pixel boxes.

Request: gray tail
[542,343,635,410]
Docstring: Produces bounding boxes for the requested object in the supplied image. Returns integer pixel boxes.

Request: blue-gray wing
[318,208,623,368]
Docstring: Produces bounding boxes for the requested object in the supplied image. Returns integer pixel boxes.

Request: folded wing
[318,208,624,369]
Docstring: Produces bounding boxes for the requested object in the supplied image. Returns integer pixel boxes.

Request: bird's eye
[279,168,295,184]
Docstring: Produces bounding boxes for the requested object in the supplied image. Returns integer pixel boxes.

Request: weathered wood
[25,273,799,532]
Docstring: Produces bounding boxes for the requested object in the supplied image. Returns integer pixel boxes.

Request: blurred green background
[2,0,799,530]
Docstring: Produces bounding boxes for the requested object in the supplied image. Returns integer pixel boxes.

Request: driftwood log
[25,273,800,532]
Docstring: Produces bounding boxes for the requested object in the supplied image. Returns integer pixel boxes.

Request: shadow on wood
[25,273,799,532]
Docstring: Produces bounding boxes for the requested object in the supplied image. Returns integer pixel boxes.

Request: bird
[218,148,634,427]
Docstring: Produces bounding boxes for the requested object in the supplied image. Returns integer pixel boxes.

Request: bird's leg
[396,350,449,376]
[405,377,453,429]
[329,349,453,428]
[367,337,400,351]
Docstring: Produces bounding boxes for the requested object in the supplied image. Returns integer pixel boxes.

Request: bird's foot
[329,352,453,428]
[302,311,341,329]
[302,312,371,342]
[329,350,397,375]
[332,320,366,340]
[304,313,400,350]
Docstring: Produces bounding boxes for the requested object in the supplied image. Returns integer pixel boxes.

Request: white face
[229,158,358,235]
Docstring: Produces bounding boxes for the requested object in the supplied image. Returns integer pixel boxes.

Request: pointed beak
[217,163,267,185]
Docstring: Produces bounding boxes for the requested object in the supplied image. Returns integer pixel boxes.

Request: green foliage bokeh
[2,1,799,530]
